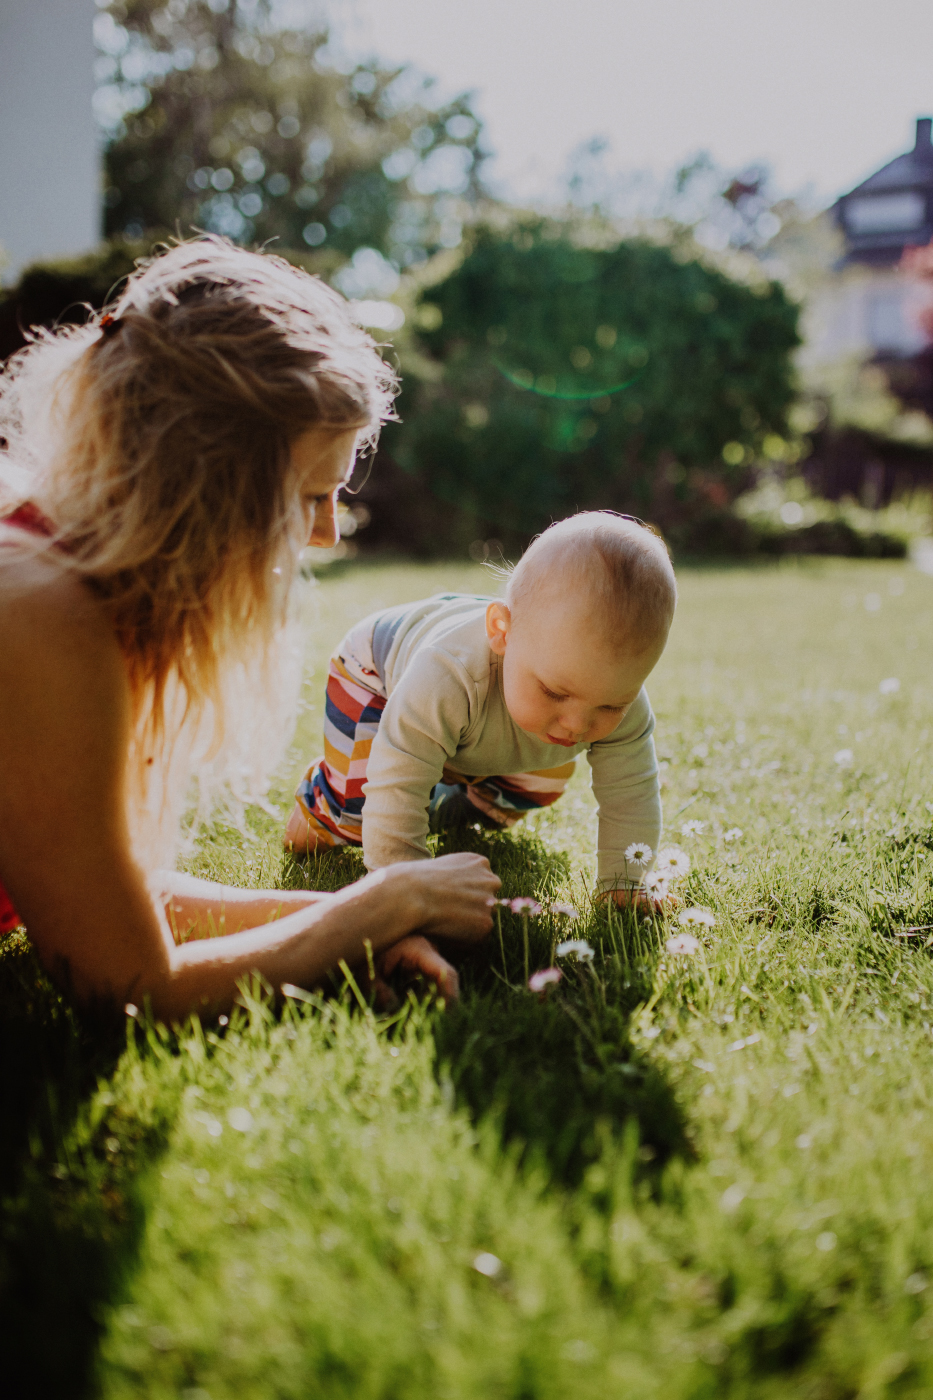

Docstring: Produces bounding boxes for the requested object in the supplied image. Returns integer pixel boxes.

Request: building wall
[0,0,98,282]
[800,267,931,369]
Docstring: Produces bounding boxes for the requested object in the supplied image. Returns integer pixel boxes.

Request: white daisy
[655,846,691,878]
[642,870,671,898]
[528,967,563,992]
[665,932,700,955]
[505,897,542,915]
[679,906,716,928]
[556,938,595,962]
[834,748,854,767]
[549,902,580,920]
[624,841,653,866]
[680,819,706,837]
[723,827,743,843]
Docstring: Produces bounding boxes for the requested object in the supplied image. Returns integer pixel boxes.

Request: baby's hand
[373,934,460,1007]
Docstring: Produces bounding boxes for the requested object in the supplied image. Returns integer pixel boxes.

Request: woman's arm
[0,561,498,1022]
[156,872,474,1009]
[156,869,329,942]
[159,856,490,1017]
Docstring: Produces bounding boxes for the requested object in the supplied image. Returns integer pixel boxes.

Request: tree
[559,141,786,256]
[383,220,801,550]
[96,0,485,271]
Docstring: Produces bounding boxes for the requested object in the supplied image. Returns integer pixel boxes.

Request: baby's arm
[587,689,667,908]
[362,650,474,870]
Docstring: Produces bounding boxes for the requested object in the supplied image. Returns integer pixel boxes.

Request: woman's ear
[485,601,511,656]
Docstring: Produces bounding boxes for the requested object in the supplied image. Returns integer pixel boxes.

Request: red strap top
[2,501,55,536]
[0,886,19,936]
[0,503,54,932]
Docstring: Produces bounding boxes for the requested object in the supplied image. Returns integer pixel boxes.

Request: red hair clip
[99,312,122,336]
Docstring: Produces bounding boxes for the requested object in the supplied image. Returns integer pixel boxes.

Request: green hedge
[383,221,801,546]
[0,241,163,361]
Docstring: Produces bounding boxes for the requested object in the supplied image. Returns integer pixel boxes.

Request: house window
[845,192,925,234]
[867,292,909,350]
[864,288,928,354]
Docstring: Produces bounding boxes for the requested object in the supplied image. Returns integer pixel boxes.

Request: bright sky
[330,0,933,206]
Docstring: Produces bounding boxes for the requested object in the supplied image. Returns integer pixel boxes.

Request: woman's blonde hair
[0,236,397,860]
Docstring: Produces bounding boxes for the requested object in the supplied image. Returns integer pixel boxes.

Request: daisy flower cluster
[679,906,716,928]
[494,897,580,920]
[528,967,563,993]
[495,898,591,992]
[555,938,595,962]
[526,937,594,996]
[623,842,692,902]
[499,896,542,916]
[665,932,700,956]
[665,905,716,956]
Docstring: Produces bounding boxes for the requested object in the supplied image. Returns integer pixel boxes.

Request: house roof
[848,119,933,195]
[835,118,933,265]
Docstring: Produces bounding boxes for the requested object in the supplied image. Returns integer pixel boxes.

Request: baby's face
[486,597,665,747]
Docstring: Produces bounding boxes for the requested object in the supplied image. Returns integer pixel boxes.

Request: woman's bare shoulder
[0,551,126,702]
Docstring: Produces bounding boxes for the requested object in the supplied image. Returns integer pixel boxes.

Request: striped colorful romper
[294,602,575,850]
[0,503,56,933]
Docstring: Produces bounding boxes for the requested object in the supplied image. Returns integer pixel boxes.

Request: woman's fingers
[418,852,500,941]
[370,975,399,1011]
[380,934,461,1004]
[381,852,499,944]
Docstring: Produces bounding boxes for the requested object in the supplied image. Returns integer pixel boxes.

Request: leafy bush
[0,236,314,363]
[0,241,155,361]
[384,221,801,548]
[757,518,907,557]
[13,229,896,563]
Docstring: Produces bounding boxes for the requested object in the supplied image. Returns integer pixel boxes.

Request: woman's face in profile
[291,425,360,548]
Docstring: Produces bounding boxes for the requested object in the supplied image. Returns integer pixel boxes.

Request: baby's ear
[485,601,511,655]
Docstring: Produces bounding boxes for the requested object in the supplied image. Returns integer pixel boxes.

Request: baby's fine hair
[506,511,677,654]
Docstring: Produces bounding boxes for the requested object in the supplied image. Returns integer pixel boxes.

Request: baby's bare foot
[283,803,328,855]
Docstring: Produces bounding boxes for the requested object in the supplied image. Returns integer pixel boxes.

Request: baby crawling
[285,510,677,903]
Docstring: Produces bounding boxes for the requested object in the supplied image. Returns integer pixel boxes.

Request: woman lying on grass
[0,237,499,1022]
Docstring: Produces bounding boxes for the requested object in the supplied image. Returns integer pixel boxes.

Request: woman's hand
[369,934,460,1007]
[394,851,501,942]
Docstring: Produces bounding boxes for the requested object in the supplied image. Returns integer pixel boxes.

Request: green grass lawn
[6,556,933,1399]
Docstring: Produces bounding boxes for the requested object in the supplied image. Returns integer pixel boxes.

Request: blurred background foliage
[379,222,801,552]
[96,0,484,270]
[0,0,926,559]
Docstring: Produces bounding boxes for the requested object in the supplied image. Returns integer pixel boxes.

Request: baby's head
[486,512,676,746]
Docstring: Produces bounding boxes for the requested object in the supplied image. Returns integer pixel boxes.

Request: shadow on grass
[0,934,164,1400]
[3,822,687,1398]
[434,990,692,1190]
[288,824,692,1191]
[435,828,691,1188]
